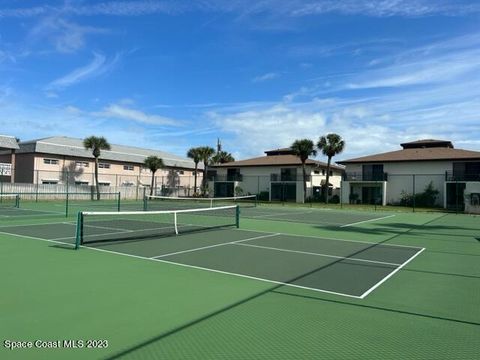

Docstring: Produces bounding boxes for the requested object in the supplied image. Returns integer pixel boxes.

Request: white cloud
[28,16,108,53]
[252,72,280,83]
[1,1,478,19]
[94,104,181,126]
[46,52,119,90]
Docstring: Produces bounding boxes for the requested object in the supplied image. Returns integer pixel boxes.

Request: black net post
[75,212,84,249]
[117,192,121,212]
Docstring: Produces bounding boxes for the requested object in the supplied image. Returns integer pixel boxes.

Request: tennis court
[1,196,479,359]
[0,210,423,298]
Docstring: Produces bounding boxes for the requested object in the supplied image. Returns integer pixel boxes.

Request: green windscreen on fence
[75,205,240,249]
[0,194,20,208]
[144,195,257,211]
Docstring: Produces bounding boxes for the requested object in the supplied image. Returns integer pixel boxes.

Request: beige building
[0,136,202,195]
[0,135,19,183]
[339,139,480,212]
[209,148,344,203]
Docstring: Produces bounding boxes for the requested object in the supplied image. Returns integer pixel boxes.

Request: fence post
[35,170,39,202]
[65,191,69,217]
[412,174,416,212]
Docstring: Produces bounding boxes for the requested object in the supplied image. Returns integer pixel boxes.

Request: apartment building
[0,136,202,193]
[339,139,480,212]
[210,148,344,203]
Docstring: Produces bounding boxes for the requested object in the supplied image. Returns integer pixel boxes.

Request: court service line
[234,227,424,250]
[340,214,396,228]
[235,243,402,267]
[150,233,280,259]
[359,247,426,299]
[0,229,362,299]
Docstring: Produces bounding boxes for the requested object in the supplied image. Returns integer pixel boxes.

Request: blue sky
[0,0,479,162]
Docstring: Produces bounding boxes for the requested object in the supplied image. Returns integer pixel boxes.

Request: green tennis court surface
[1,201,479,359]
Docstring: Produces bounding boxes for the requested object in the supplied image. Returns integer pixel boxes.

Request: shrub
[330,194,340,204]
[258,191,269,201]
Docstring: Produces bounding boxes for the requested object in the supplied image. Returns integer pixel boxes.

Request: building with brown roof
[338,139,480,211]
[210,148,344,202]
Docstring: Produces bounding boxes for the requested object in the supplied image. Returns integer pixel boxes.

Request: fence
[1,170,479,213]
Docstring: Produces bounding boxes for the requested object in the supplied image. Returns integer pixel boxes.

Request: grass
[0,201,479,359]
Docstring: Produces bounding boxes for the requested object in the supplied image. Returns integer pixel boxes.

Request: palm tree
[83,136,111,200]
[291,139,317,202]
[317,133,345,204]
[198,146,215,196]
[187,147,202,195]
[211,151,235,164]
[144,156,165,196]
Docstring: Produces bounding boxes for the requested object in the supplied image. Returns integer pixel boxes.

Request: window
[43,158,59,165]
[75,181,89,186]
[322,169,325,175]
[362,164,384,181]
[177,170,184,175]
[281,168,297,181]
[75,161,89,168]
[123,165,134,171]
[313,170,320,175]
[329,170,333,176]
[98,163,110,169]
[42,180,58,184]
[98,182,110,186]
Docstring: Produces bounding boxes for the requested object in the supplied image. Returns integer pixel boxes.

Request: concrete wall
[213,165,343,202]
[343,161,450,206]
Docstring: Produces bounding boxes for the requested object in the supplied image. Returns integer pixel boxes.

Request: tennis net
[75,205,239,248]
[0,194,20,208]
[144,195,257,211]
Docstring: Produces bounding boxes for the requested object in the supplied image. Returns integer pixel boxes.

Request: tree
[187,147,202,195]
[317,133,345,204]
[83,136,111,200]
[291,139,317,202]
[144,156,165,196]
[197,146,215,196]
[211,151,235,164]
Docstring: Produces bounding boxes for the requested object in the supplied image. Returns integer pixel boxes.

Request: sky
[0,0,479,163]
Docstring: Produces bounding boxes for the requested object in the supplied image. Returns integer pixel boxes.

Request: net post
[236,205,240,228]
[174,212,179,235]
[143,194,147,211]
[254,194,258,207]
[15,194,20,208]
[74,212,83,249]
[117,192,121,212]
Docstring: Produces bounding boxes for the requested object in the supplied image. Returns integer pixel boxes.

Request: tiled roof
[339,147,480,164]
[212,154,344,170]
[0,135,19,150]
[17,136,201,170]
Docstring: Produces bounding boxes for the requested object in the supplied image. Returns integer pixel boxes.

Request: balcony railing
[211,174,243,182]
[445,171,480,182]
[343,172,388,181]
[270,174,310,182]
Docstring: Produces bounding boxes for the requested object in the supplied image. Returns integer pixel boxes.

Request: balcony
[343,172,388,181]
[445,171,480,182]
[211,174,243,182]
[270,174,310,182]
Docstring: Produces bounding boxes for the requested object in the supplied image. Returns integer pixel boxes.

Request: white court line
[0,229,362,299]
[251,211,314,218]
[250,211,348,225]
[151,233,280,259]
[340,214,396,228]
[235,243,401,267]
[359,247,426,299]
[0,220,75,228]
[234,227,423,250]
